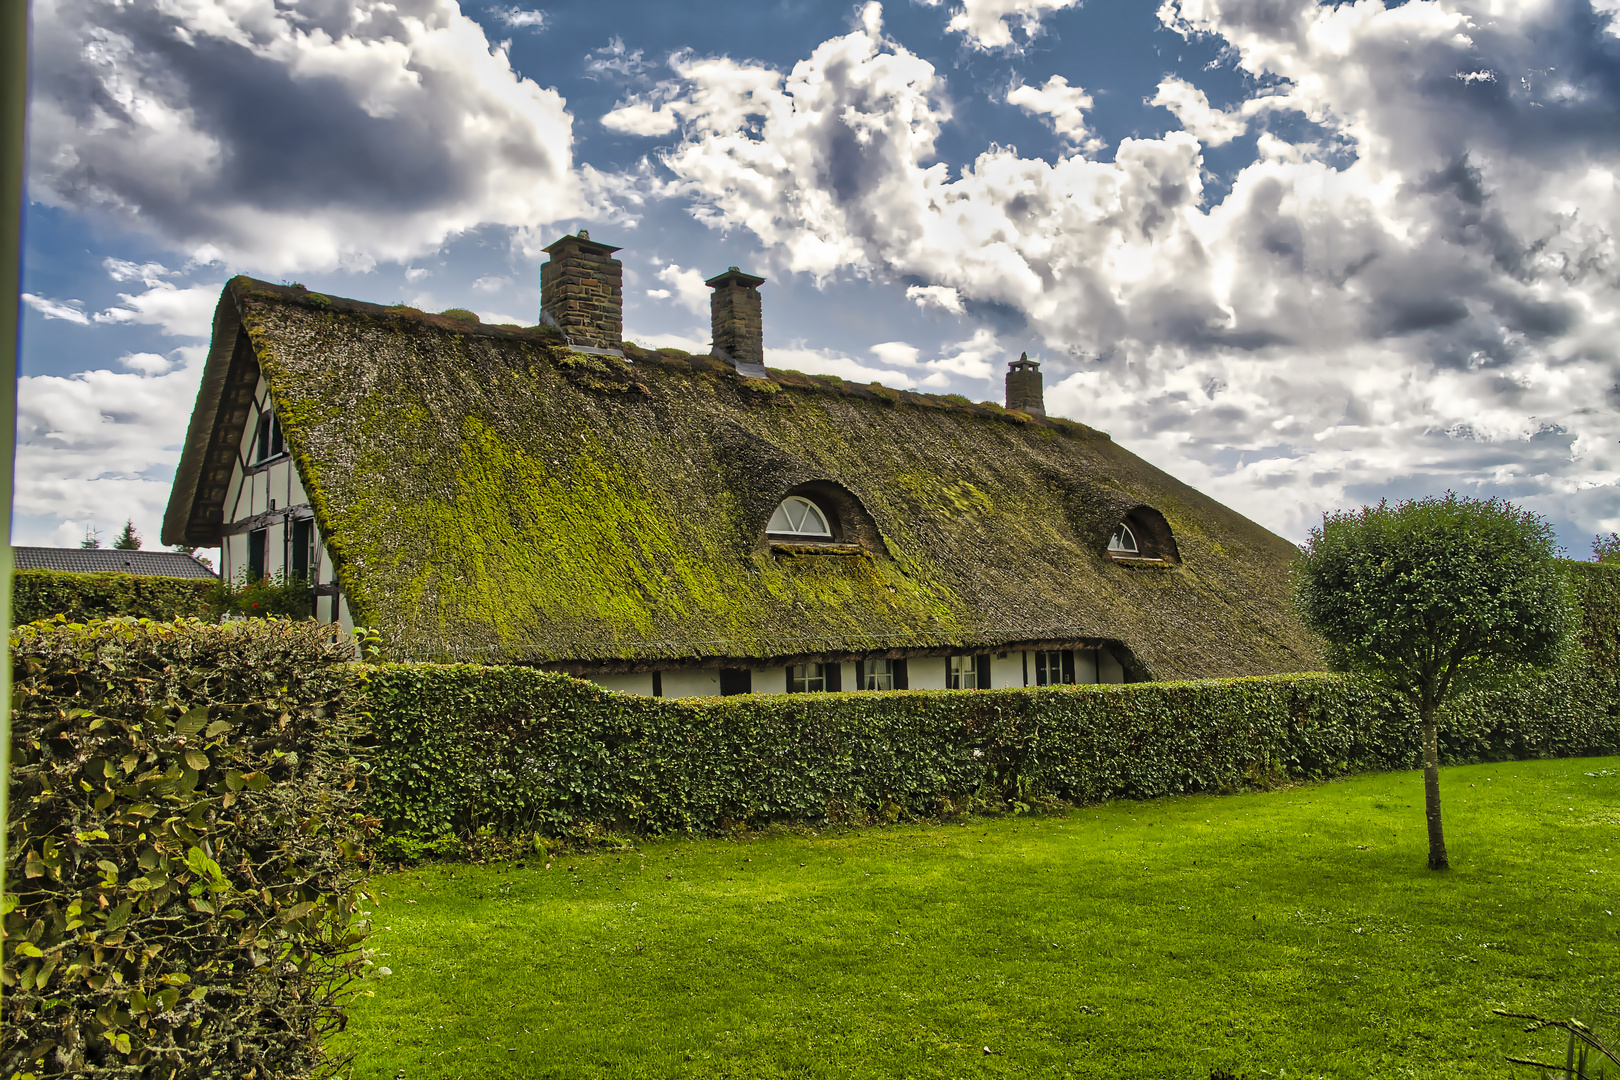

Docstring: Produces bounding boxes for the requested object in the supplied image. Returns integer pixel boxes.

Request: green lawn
[333,758,1619,1079]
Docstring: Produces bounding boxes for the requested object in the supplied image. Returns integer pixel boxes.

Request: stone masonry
[706,266,767,375]
[1005,353,1045,417]
[540,231,623,352]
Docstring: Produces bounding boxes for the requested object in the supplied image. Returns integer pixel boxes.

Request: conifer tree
[113,519,142,550]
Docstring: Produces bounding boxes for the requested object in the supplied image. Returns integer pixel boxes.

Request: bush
[359,562,1618,849]
[207,570,314,620]
[13,570,214,625]
[3,618,373,1079]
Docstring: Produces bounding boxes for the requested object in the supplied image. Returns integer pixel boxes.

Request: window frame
[788,662,826,693]
[1107,523,1139,554]
[767,495,835,540]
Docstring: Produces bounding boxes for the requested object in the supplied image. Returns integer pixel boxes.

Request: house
[13,547,217,579]
[162,232,1320,695]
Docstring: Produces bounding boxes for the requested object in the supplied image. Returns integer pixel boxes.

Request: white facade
[217,379,353,631]
[589,647,1127,699]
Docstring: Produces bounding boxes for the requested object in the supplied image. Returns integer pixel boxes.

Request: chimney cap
[541,231,622,256]
[705,266,767,289]
[1009,351,1039,371]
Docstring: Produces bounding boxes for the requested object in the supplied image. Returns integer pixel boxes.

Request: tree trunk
[1421,706,1449,871]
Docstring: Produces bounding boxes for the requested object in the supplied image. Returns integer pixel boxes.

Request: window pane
[949,655,974,689]
[791,663,825,693]
[865,658,893,691]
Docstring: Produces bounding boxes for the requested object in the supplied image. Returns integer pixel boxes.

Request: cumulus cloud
[30,0,581,273]
[14,345,208,550]
[95,282,223,337]
[608,0,1620,539]
[934,0,1083,51]
[1007,75,1100,149]
[22,294,91,324]
[765,345,918,387]
[655,263,711,314]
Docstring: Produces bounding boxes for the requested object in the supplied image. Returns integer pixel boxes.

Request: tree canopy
[1293,494,1578,870]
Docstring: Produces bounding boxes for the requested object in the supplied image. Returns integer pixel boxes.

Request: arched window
[768,495,833,538]
[1107,523,1138,553]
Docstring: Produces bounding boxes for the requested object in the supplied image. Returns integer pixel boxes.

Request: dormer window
[767,495,833,539]
[1107,524,1138,553]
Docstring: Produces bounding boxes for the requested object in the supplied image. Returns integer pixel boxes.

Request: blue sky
[19,0,1620,558]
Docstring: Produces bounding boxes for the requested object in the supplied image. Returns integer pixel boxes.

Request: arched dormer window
[1107,523,1138,554]
[768,495,833,539]
[1105,507,1180,565]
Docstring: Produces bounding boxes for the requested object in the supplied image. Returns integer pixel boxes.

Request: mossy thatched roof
[165,277,1322,678]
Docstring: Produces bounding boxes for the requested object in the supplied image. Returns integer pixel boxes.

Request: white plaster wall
[907,656,947,691]
[663,668,721,699]
[1099,649,1125,684]
[990,652,1025,688]
[751,666,788,694]
[593,672,655,696]
[1076,648,1100,684]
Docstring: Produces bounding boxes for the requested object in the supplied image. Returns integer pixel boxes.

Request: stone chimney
[540,230,623,353]
[1005,352,1044,417]
[706,266,768,378]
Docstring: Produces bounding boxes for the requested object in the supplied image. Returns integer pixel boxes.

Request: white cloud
[22,294,90,324]
[942,0,1082,50]
[610,0,1620,542]
[477,310,533,327]
[14,345,209,553]
[765,345,918,387]
[94,282,223,337]
[627,329,711,354]
[586,36,654,80]
[870,341,921,367]
[490,6,546,30]
[905,284,964,314]
[1007,75,1100,149]
[30,0,581,273]
[602,96,681,137]
[655,262,711,314]
[471,275,510,293]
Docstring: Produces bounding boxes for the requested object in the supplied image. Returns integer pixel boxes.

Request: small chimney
[1005,352,1044,416]
[706,266,768,378]
[539,230,623,353]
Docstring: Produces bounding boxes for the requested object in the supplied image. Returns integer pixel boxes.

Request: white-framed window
[1108,523,1138,553]
[789,663,826,693]
[948,655,977,689]
[862,658,894,691]
[255,408,285,463]
[768,495,833,539]
[1035,650,1072,686]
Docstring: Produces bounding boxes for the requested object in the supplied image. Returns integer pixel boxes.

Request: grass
[333,757,1619,1079]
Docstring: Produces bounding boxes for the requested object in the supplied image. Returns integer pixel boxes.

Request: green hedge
[3,618,372,1079]
[360,561,1618,846]
[358,662,1619,848]
[13,569,215,624]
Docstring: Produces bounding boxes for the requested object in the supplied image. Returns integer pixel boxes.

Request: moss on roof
[169,277,1322,677]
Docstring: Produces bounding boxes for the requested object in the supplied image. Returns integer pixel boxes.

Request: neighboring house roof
[14,547,218,579]
[164,277,1321,678]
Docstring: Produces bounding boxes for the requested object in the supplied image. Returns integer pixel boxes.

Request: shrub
[207,569,314,620]
[13,570,214,625]
[3,618,373,1079]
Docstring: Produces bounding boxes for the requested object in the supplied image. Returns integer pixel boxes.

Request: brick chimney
[540,230,623,353]
[1005,352,1044,417]
[706,266,768,378]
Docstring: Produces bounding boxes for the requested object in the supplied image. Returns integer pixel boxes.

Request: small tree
[112,518,142,550]
[1595,532,1619,564]
[1293,495,1578,870]
[80,526,101,549]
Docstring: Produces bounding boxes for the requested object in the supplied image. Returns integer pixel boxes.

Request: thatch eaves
[165,277,1321,679]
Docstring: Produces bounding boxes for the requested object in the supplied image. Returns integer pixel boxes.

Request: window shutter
[787,666,795,693]
[893,658,909,690]
[1062,650,1076,685]
[652,671,663,698]
[855,659,866,690]
[1022,651,1029,687]
[977,656,992,690]
[826,662,842,692]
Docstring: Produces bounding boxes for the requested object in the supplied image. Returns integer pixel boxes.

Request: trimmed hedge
[359,663,1620,848]
[3,618,372,1079]
[360,562,1618,846]
[13,570,215,625]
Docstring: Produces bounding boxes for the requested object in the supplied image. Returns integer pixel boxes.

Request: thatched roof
[164,277,1321,678]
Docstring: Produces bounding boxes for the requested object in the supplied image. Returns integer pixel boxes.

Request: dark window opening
[256,409,285,463]
[248,528,267,581]
[719,668,751,696]
[291,519,313,583]
[652,671,663,697]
